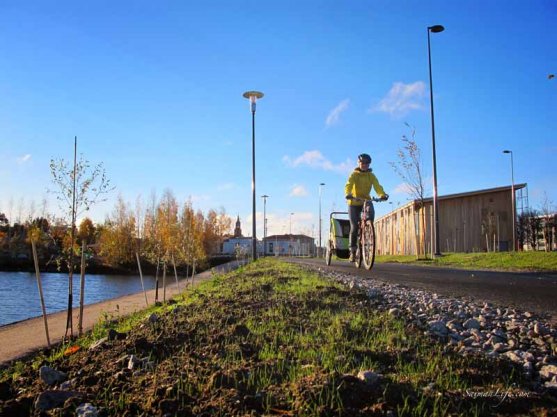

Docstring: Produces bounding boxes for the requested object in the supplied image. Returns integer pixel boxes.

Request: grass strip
[375,251,557,272]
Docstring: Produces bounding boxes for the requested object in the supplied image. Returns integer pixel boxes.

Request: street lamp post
[243,91,264,261]
[503,150,516,251]
[318,183,325,258]
[261,195,269,256]
[289,212,294,235]
[427,24,444,257]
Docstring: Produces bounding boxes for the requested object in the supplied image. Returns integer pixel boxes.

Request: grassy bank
[1,258,554,416]
[375,251,557,272]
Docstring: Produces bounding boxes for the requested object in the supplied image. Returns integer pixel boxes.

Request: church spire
[234,215,243,238]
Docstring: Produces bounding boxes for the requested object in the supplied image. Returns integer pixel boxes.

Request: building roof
[421,183,527,203]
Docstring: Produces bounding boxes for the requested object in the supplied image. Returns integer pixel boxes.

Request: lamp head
[243,91,264,112]
[503,150,512,154]
[428,25,445,33]
[243,91,264,102]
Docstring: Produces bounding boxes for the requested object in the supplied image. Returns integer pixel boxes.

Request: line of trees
[518,211,556,252]
[0,190,233,270]
[97,190,232,269]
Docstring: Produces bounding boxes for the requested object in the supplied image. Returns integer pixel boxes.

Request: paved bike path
[0,260,247,367]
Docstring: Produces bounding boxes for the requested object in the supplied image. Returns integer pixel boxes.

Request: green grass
[375,251,557,272]
[1,258,551,416]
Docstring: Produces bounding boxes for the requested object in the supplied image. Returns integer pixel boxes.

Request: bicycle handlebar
[348,196,388,203]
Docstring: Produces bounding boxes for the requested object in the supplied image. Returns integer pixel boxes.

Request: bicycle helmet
[358,153,372,164]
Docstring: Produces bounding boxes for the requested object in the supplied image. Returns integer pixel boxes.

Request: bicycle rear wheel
[362,220,376,270]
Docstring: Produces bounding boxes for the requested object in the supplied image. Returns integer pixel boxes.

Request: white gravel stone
[357,370,381,386]
[539,365,557,380]
[76,403,99,417]
[428,321,449,337]
[39,366,67,386]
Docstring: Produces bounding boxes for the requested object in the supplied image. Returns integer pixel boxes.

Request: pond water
[0,271,166,326]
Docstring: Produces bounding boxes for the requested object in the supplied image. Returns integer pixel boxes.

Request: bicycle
[349,196,387,270]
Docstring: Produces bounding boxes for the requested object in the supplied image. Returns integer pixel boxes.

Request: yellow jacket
[344,168,386,206]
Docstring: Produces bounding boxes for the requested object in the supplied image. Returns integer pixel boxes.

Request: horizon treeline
[0,190,233,269]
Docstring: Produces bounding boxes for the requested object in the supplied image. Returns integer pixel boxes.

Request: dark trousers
[348,203,375,250]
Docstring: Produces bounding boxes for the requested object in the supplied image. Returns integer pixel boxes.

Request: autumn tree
[390,123,428,257]
[518,209,543,250]
[217,207,233,246]
[25,217,52,260]
[77,218,96,245]
[141,191,161,269]
[49,137,113,337]
[98,196,137,266]
[176,200,206,272]
[157,190,179,263]
[194,210,208,268]
[203,209,220,256]
[539,192,556,252]
[202,207,232,256]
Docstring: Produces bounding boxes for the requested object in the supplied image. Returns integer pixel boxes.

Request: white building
[263,234,316,257]
[221,216,263,256]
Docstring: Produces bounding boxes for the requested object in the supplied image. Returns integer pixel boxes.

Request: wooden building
[374,184,526,255]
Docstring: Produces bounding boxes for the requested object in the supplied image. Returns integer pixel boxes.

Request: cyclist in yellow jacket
[345,153,388,261]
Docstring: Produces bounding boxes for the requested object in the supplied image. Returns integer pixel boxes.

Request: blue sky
[1,1,555,243]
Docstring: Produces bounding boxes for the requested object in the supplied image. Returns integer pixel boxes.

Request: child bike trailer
[325,212,351,266]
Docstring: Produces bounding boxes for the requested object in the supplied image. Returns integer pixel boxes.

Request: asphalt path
[288,258,557,325]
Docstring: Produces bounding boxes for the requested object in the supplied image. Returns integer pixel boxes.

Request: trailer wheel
[325,241,332,266]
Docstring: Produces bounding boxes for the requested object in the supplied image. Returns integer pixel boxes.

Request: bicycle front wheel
[362,220,376,270]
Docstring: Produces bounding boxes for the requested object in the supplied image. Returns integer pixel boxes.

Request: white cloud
[370,81,426,118]
[17,154,32,164]
[289,184,308,197]
[283,150,353,174]
[325,99,350,127]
